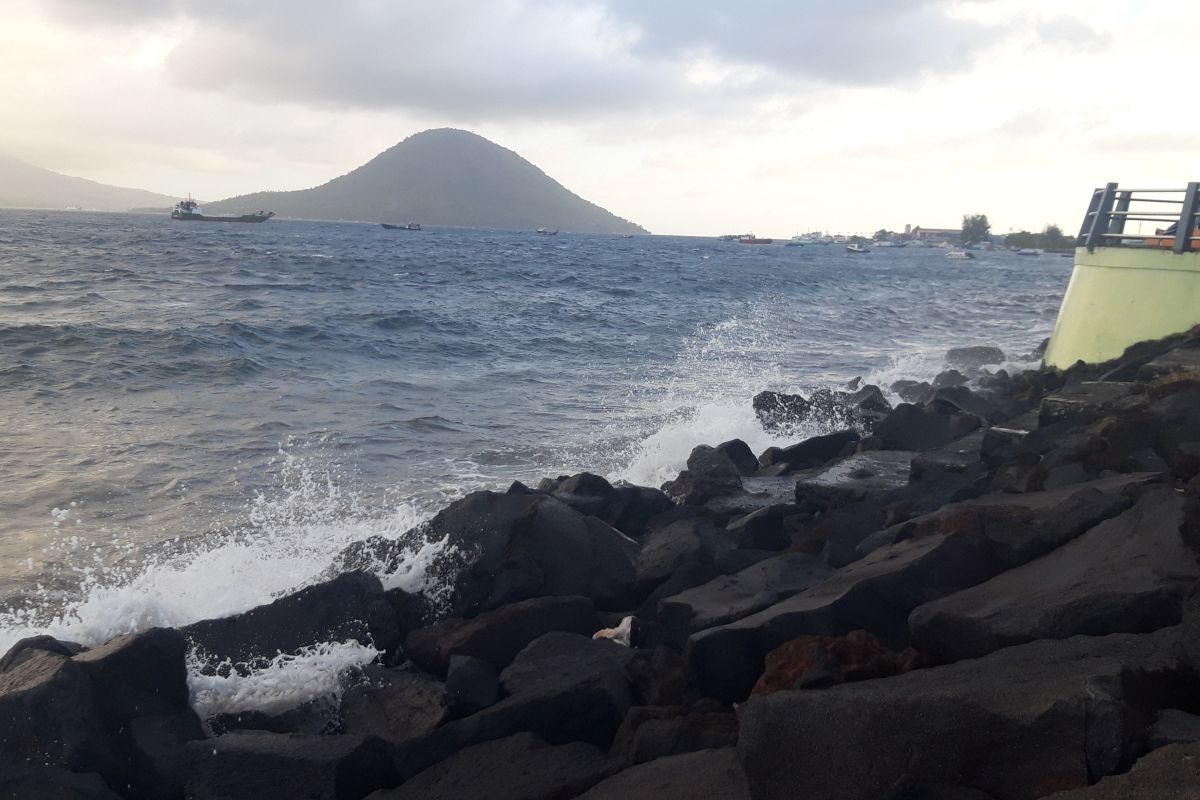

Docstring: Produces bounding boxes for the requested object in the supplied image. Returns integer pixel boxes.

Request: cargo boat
[170,197,274,223]
[1044,182,1200,368]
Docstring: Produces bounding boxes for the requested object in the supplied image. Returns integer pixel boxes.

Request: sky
[1,0,1197,236]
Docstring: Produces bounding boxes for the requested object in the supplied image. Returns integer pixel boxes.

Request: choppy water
[0,210,1071,708]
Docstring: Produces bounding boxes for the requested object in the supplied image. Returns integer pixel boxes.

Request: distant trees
[873,229,893,241]
[961,214,991,245]
[1004,224,1075,252]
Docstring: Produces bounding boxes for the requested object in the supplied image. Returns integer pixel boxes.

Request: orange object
[1147,228,1200,249]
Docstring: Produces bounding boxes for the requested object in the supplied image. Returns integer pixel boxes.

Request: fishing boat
[1044,181,1200,368]
[739,235,773,245]
[170,197,274,223]
[846,243,871,254]
[381,222,421,230]
[536,227,559,235]
[945,250,975,260]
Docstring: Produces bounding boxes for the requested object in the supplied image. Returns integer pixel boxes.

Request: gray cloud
[1035,15,1111,48]
[40,0,1017,117]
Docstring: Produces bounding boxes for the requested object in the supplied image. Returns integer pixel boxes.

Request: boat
[846,243,871,253]
[381,222,421,230]
[1044,181,1200,368]
[718,233,750,241]
[1016,248,1043,256]
[170,197,274,223]
[945,250,975,260]
[739,235,773,245]
[536,228,559,235]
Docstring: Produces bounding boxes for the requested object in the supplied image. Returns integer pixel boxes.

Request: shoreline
[6,328,1200,798]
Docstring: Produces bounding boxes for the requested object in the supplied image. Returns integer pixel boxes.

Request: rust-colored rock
[752,630,926,694]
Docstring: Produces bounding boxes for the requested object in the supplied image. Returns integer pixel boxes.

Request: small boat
[381,222,421,230]
[170,197,273,223]
[536,227,559,235]
[739,234,773,244]
[945,250,976,260]
[1016,248,1043,256]
[846,243,871,253]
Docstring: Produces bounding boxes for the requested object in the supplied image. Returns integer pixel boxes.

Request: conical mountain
[0,155,177,211]
[206,129,646,234]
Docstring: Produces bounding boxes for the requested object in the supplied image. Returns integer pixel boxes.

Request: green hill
[205,128,647,234]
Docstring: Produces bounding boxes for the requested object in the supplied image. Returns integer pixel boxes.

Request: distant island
[0,129,647,235]
[206,128,647,235]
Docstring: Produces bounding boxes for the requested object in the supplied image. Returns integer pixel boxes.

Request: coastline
[5,328,1200,798]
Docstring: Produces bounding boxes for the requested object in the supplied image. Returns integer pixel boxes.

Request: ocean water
[0,210,1072,710]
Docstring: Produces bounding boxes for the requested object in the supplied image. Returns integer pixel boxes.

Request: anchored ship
[1044,182,1200,368]
[170,197,274,223]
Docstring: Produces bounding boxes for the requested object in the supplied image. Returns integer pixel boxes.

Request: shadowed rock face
[752,629,926,693]
[575,748,750,800]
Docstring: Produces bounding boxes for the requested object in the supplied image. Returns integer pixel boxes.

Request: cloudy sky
[3,0,1196,236]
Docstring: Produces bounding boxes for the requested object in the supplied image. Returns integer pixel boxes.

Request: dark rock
[393,633,634,779]
[845,384,893,415]
[1039,381,1139,427]
[0,647,121,784]
[874,404,981,452]
[1148,709,1200,750]
[702,476,797,518]
[74,627,190,725]
[793,450,917,511]
[752,390,812,431]
[383,587,436,638]
[367,732,615,800]
[634,518,734,596]
[609,485,674,538]
[758,429,860,472]
[738,630,1185,800]
[610,705,738,765]
[658,553,830,638]
[183,731,396,800]
[715,439,759,477]
[210,699,335,736]
[0,635,84,672]
[129,711,205,800]
[339,665,448,744]
[1138,344,1200,382]
[945,345,1006,371]
[932,369,969,389]
[909,429,987,482]
[752,629,926,693]
[404,595,599,676]
[892,379,935,405]
[547,472,618,518]
[1039,742,1200,799]
[575,748,750,800]
[725,505,792,551]
[662,446,742,505]
[930,385,1009,423]
[910,488,1200,661]
[623,646,692,707]
[182,571,400,670]
[0,766,121,799]
[445,655,499,718]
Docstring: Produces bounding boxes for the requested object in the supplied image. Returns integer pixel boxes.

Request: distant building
[909,225,961,243]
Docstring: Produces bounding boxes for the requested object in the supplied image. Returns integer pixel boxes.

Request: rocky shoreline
[5,329,1200,799]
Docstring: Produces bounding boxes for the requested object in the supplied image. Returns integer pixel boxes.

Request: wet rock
[1040,742,1200,799]
[752,629,926,693]
[738,630,1185,800]
[932,369,969,389]
[875,403,982,452]
[1039,381,1140,427]
[909,429,987,482]
[610,705,738,765]
[702,476,798,518]
[368,732,615,800]
[793,450,917,511]
[663,445,743,505]
[183,731,396,800]
[545,474,673,538]
[74,627,190,727]
[445,655,499,718]
[404,595,599,676]
[0,635,84,672]
[657,553,830,638]
[910,488,1200,661]
[752,390,812,431]
[129,711,205,799]
[339,665,448,744]
[210,700,335,736]
[725,505,793,551]
[945,345,1006,371]
[758,429,860,473]
[182,571,400,670]
[575,748,750,800]
[715,439,759,477]
[633,518,734,597]
[892,379,935,405]
[0,766,121,800]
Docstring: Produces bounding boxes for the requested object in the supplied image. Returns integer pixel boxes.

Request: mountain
[205,128,647,234]
[0,156,177,212]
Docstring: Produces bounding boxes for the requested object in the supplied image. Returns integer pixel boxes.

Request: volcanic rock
[445,655,499,718]
[575,748,750,800]
[1039,742,1200,799]
[339,665,448,744]
[758,429,860,473]
[945,345,1006,371]
[751,629,926,693]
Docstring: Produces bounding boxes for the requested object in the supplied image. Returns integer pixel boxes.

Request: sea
[0,210,1072,716]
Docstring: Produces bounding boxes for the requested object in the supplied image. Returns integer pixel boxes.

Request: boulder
[1039,381,1140,428]
[724,505,793,551]
[633,518,734,596]
[610,705,738,765]
[1148,709,1200,750]
[404,595,599,676]
[545,474,673,538]
[183,731,396,800]
[339,664,448,744]
[715,439,759,477]
[393,633,635,779]
[74,627,190,726]
[945,345,1006,371]
[909,429,987,483]
[182,571,400,670]
[0,766,121,799]
[738,630,1185,800]
[874,404,981,452]
[366,732,615,800]
[1039,742,1200,799]
[0,635,84,672]
[445,655,499,718]
[892,379,935,405]
[932,369,969,389]
[128,711,206,800]
[751,629,926,693]
[662,446,743,505]
[793,450,918,511]
[657,553,830,638]
[575,748,750,800]
[758,429,860,473]
[209,701,334,736]
[910,488,1200,661]
[752,390,813,431]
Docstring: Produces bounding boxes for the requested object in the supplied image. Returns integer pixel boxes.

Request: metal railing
[1078,182,1200,253]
